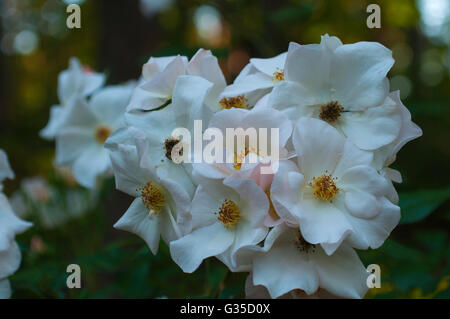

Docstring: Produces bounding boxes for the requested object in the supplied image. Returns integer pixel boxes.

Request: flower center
[319,101,344,124]
[95,125,111,144]
[219,95,249,109]
[272,69,285,83]
[164,136,183,161]
[294,229,316,254]
[217,199,241,228]
[310,173,339,202]
[139,182,166,217]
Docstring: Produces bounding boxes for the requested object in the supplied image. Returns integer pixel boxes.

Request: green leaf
[399,187,450,224]
[441,211,450,221]
[269,5,313,23]
[435,287,450,298]
[414,231,448,252]
[207,264,228,291]
[379,239,424,262]
[218,287,243,299]
[391,265,437,293]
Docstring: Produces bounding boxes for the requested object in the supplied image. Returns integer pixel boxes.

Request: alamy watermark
[366,264,381,288]
[167,120,280,174]
[366,4,381,29]
[66,4,81,29]
[66,264,81,289]
[66,4,381,31]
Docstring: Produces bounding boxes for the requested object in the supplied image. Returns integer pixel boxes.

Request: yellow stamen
[233,147,250,171]
[139,182,166,217]
[310,173,339,202]
[95,125,111,144]
[219,96,249,109]
[319,101,344,124]
[272,69,285,83]
[217,199,241,228]
[233,145,261,171]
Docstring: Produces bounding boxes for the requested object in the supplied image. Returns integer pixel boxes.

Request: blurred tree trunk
[98,0,161,83]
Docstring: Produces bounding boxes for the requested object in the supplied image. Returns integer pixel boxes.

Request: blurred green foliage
[1,0,449,298]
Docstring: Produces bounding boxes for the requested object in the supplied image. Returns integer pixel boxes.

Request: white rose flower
[20,177,51,204]
[109,143,192,254]
[247,163,283,228]
[128,49,226,112]
[271,117,400,254]
[245,273,339,299]
[192,107,292,183]
[0,150,14,191]
[128,55,187,112]
[109,75,215,192]
[219,52,286,109]
[0,151,32,299]
[40,57,105,140]
[0,193,31,279]
[364,91,423,205]
[264,34,402,150]
[170,178,269,273]
[250,224,368,299]
[55,84,134,188]
[0,193,31,281]
[372,91,422,193]
[0,279,11,299]
[10,176,97,228]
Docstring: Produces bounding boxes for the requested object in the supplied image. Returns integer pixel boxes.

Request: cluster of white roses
[0,150,32,298]
[42,34,422,299]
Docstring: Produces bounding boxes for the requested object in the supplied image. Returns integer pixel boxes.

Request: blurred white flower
[21,177,50,204]
[63,0,86,4]
[0,150,14,191]
[193,5,223,45]
[139,0,174,17]
[0,195,31,283]
[55,84,134,188]
[13,30,39,55]
[0,150,32,299]
[10,177,97,229]
[9,177,51,219]
[40,57,105,140]
[0,279,11,299]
